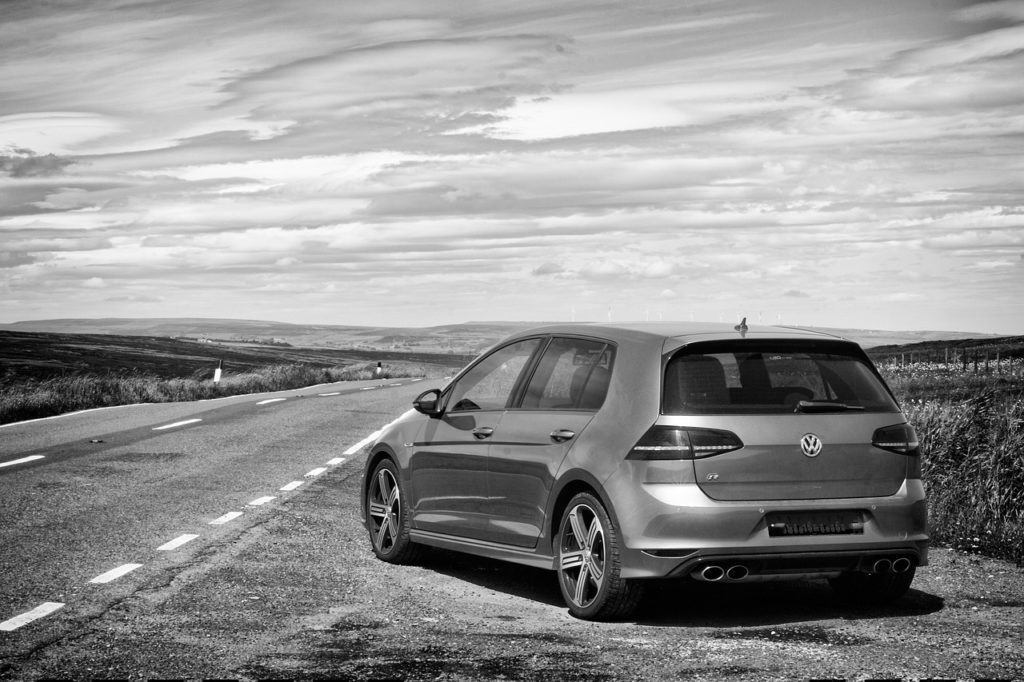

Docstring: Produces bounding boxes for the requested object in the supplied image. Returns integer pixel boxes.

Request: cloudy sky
[1,0,1022,333]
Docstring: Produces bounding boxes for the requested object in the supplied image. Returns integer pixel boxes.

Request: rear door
[485,337,614,547]
[663,341,909,501]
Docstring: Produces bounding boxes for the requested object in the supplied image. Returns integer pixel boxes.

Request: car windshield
[663,340,899,415]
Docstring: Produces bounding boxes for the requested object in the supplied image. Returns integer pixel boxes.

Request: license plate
[766,511,864,537]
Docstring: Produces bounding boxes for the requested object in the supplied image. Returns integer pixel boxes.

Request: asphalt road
[1,379,1022,680]
[0,378,423,678]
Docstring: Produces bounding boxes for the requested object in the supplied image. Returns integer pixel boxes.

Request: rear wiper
[795,400,865,413]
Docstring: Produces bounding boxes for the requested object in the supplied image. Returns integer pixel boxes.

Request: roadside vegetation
[878,358,1024,566]
[0,362,438,426]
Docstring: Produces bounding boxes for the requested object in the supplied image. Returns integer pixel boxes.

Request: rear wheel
[829,566,916,605]
[556,492,643,620]
[366,458,420,564]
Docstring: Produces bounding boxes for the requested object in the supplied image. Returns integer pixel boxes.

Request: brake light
[627,426,743,460]
[871,423,919,455]
[872,423,921,479]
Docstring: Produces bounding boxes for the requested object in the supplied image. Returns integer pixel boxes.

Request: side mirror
[413,388,443,417]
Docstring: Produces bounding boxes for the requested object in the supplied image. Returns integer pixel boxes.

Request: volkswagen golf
[361,322,928,620]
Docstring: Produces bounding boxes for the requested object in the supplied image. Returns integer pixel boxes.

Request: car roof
[510,321,850,346]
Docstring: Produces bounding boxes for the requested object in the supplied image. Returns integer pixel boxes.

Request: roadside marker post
[214,359,222,384]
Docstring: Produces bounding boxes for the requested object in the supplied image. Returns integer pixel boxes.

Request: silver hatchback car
[361,322,928,620]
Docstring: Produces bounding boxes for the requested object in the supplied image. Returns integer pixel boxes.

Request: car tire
[366,458,421,564]
[829,566,916,606]
[556,491,643,621]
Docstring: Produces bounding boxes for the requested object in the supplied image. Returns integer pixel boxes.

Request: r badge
[800,433,823,458]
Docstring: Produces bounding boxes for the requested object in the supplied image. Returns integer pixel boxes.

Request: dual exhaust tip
[872,557,913,574]
[696,564,749,582]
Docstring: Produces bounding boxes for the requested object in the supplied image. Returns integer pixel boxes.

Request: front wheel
[556,492,643,620]
[365,458,420,564]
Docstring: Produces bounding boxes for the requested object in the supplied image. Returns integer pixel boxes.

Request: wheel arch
[547,469,620,554]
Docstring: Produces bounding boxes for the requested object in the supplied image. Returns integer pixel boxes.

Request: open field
[0,330,472,426]
[0,330,474,383]
[0,317,1002,353]
[0,318,536,355]
[875,338,1024,567]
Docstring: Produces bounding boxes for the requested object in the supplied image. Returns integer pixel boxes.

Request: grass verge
[885,368,1024,566]
[0,362,434,426]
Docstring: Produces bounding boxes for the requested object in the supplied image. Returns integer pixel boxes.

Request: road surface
[1,379,1022,680]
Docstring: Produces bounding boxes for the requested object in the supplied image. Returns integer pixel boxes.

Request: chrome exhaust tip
[892,557,912,573]
[700,565,725,582]
[726,565,749,581]
[872,559,892,574]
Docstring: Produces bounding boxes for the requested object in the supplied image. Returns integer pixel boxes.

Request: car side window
[446,338,542,412]
[520,338,614,410]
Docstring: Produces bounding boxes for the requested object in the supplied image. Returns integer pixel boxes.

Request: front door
[485,337,614,548]
[409,338,542,540]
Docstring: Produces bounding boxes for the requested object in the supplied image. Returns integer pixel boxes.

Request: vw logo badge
[800,433,823,458]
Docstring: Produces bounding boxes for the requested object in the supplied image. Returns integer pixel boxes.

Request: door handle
[472,426,494,440]
[550,429,576,443]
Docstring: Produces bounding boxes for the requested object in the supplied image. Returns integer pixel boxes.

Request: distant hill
[0,317,1002,351]
[0,329,474,382]
[792,326,1003,349]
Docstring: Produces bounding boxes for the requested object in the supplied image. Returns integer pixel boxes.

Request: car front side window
[446,338,542,412]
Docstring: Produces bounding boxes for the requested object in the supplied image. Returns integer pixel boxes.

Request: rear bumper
[611,478,929,579]
[622,543,928,580]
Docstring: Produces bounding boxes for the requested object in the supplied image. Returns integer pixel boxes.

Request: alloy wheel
[559,502,607,609]
[368,466,401,555]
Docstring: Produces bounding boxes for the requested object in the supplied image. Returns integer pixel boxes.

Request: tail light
[627,425,743,460]
[872,423,921,478]
[871,423,919,455]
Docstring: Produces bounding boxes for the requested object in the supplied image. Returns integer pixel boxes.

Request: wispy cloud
[0,0,1021,332]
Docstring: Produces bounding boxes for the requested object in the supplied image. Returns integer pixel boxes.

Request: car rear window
[663,340,899,415]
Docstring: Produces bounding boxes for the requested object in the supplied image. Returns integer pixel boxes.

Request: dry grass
[0,362,431,425]
[884,365,1024,566]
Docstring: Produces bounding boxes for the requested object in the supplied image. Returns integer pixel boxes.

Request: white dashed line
[344,430,382,455]
[2,415,394,634]
[388,383,402,387]
[0,602,64,631]
[89,564,143,584]
[0,455,45,469]
[318,392,341,396]
[209,511,243,525]
[256,398,286,405]
[153,418,202,431]
[156,534,199,551]
[360,386,377,391]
